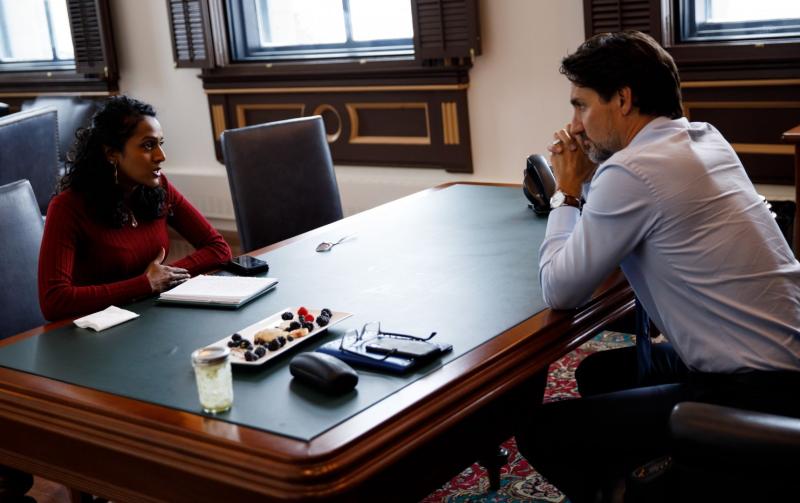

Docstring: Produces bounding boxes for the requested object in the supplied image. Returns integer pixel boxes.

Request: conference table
[0,183,633,502]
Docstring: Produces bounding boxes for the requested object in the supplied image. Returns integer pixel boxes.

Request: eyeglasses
[339,321,437,361]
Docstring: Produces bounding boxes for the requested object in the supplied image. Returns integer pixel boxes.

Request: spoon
[316,235,353,252]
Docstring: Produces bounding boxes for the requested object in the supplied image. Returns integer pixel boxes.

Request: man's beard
[579,134,615,164]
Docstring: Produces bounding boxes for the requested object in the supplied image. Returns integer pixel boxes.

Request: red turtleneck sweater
[38,176,232,320]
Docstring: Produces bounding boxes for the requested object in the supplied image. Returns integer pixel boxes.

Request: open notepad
[157,275,278,308]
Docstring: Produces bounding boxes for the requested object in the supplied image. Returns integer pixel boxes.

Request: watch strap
[560,193,582,209]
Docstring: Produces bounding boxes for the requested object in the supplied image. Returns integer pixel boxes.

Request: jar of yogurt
[191,346,233,413]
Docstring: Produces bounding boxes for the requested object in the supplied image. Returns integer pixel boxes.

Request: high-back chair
[22,96,98,174]
[221,116,343,253]
[0,180,46,339]
[666,401,800,501]
[0,108,60,214]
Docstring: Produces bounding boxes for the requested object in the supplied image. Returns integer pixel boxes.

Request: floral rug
[421,332,634,503]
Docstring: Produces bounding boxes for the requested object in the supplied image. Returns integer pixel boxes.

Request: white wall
[110,0,792,229]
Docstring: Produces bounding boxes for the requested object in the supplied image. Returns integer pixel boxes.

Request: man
[515,31,800,502]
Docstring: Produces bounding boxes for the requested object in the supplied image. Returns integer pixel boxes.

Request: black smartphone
[364,338,440,359]
[225,255,269,276]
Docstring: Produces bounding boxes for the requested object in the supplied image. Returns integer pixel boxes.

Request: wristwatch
[550,190,582,210]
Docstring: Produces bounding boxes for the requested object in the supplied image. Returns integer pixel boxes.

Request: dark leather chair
[0,180,46,339]
[0,108,60,214]
[22,96,98,174]
[221,116,343,252]
[665,402,800,501]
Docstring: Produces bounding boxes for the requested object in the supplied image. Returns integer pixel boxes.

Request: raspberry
[297,306,309,316]
[304,313,315,322]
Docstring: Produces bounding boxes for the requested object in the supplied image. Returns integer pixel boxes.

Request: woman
[39,96,232,320]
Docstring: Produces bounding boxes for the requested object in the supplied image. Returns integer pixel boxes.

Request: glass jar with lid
[191,346,233,413]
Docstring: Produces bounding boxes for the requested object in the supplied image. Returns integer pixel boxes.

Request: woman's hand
[146,248,191,292]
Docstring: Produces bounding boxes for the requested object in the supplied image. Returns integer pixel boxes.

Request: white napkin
[73,306,139,332]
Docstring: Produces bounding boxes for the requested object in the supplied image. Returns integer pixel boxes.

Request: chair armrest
[670,402,800,474]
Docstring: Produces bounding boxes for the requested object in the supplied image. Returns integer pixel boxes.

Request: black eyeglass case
[289,352,358,394]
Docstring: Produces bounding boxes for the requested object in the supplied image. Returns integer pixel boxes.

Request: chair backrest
[221,116,344,253]
[22,96,98,170]
[0,107,60,214]
[0,180,46,339]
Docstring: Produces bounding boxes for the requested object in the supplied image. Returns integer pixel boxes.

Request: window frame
[0,0,118,94]
[169,0,481,173]
[661,0,800,80]
[582,0,800,80]
[0,0,76,71]
[677,0,800,43]
[225,0,415,63]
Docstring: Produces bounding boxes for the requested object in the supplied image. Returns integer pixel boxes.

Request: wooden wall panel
[207,86,472,172]
[682,81,800,186]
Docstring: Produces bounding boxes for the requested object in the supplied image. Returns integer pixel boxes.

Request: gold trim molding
[346,102,430,145]
[731,143,794,155]
[312,104,342,143]
[207,84,469,95]
[441,102,460,145]
[683,101,800,121]
[211,104,226,140]
[682,79,800,89]
[685,101,800,110]
[234,104,305,128]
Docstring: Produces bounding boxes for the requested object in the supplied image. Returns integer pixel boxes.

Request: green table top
[0,185,550,441]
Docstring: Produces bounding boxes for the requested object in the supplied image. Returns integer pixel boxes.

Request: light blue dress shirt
[540,116,800,373]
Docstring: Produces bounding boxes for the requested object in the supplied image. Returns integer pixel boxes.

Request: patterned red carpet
[421,332,633,503]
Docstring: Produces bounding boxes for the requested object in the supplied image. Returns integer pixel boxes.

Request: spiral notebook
[157,275,278,308]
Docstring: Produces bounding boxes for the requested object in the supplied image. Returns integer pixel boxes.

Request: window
[0,0,75,71]
[0,0,117,93]
[581,0,800,186]
[227,0,414,62]
[679,0,800,42]
[168,0,480,172]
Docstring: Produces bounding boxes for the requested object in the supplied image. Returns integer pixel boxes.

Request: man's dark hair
[59,95,167,227]
[560,31,683,119]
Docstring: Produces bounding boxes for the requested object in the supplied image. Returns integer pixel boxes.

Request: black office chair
[667,402,800,502]
[0,108,60,214]
[0,180,46,339]
[22,96,98,175]
[220,116,344,253]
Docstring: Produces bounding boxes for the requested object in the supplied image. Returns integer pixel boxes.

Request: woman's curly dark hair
[59,95,167,227]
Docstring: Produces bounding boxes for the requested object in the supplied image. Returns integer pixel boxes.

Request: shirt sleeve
[38,195,152,321]
[539,164,655,309]
[165,181,232,273]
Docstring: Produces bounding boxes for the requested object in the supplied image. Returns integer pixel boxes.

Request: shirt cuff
[545,206,581,237]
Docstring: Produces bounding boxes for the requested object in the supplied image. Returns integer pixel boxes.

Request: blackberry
[320,308,332,318]
[239,340,252,349]
[244,350,256,361]
[278,336,287,347]
[316,315,330,327]
[254,346,266,357]
[287,335,294,342]
[302,322,314,331]
[288,321,301,331]
[231,333,242,342]
[281,311,293,320]
[227,340,237,348]
[267,339,280,351]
